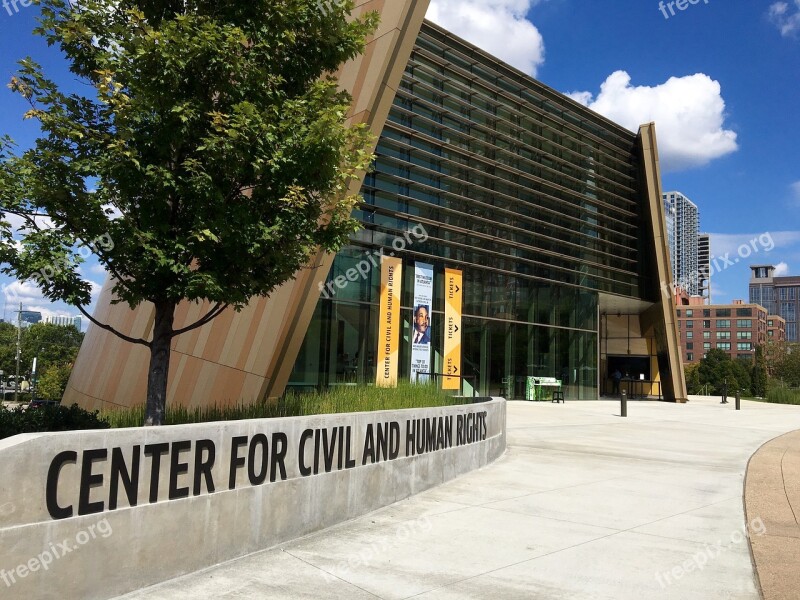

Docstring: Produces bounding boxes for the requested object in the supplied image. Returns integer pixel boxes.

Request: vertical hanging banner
[410,262,434,383]
[376,256,402,387]
[443,268,463,390]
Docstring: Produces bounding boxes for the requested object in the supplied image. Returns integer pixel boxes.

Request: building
[663,191,700,296]
[697,233,711,302]
[750,265,799,342]
[768,315,787,343]
[63,5,687,408]
[676,300,784,364]
[45,315,82,330]
[19,310,42,328]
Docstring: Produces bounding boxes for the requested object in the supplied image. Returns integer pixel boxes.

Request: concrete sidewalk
[117,397,800,600]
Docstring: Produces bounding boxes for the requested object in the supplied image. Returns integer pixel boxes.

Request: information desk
[621,379,662,400]
[526,376,562,401]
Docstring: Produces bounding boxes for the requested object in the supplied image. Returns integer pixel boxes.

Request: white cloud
[791,181,800,205]
[0,278,100,330]
[774,262,790,276]
[88,263,109,276]
[710,282,727,302]
[426,0,546,76]
[769,1,800,37]
[708,231,800,260]
[568,71,738,171]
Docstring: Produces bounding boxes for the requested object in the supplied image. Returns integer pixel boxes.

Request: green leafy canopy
[1,0,378,330]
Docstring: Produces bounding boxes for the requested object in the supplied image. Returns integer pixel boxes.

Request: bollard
[621,390,627,417]
[735,389,740,411]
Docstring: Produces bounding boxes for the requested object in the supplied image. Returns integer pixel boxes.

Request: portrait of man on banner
[412,304,431,345]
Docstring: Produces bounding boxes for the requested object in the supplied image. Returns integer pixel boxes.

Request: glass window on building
[737,319,752,328]
[687,353,693,361]
[703,342,711,350]
[703,309,711,317]
[686,320,693,328]
[736,308,753,317]
[717,320,730,328]
[703,331,711,339]
[717,343,731,350]
[737,342,752,351]
[686,331,693,339]
[687,343,694,350]
[716,309,731,317]
[686,309,693,317]
[737,331,752,339]
[703,320,711,328]
[716,331,731,339]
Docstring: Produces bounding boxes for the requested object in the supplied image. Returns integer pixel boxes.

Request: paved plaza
[117,397,800,600]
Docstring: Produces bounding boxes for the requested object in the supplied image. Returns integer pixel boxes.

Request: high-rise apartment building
[663,191,700,296]
[45,315,82,330]
[750,265,800,342]
[697,233,710,301]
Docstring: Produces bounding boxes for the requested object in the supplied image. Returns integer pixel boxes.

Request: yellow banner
[443,268,463,390]
[376,256,402,387]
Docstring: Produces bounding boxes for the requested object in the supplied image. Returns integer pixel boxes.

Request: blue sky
[0,0,799,326]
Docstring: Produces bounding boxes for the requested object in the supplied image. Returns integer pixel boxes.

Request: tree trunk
[144,301,176,426]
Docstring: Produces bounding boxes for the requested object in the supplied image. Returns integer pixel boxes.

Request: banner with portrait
[410,262,433,383]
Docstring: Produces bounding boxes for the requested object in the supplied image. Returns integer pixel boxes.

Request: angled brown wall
[63,0,431,411]
[637,123,688,403]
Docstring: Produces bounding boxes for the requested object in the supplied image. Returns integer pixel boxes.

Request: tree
[696,349,752,396]
[684,363,701,395]
[0,322,18,376]
[19,322,83,375]
[36,363,73,400]
[775,344,800,387]
[0,0,378,425]
[764,339,789,378]
[751,345,768,398]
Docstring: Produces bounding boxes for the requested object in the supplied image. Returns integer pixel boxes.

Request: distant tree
[684,363,701,395]
[20,322,83,375]
[0,0,378,425]
[36,363,73,401]
[764,339,789,378]
[751,345,768,397]
[0,322,17,375]
[696,349,752,396]
[775,344,800,387]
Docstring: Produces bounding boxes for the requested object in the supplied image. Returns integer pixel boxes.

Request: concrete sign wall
[0,399,505,600]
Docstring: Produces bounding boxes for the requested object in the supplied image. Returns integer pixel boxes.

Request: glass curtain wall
[288,21,649,400]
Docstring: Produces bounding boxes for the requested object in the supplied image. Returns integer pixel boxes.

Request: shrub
[765,384,800,405]
[104,383,467,428]
[0,403,110,440]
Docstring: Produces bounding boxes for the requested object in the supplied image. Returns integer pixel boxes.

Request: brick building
[676,300,785,364]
